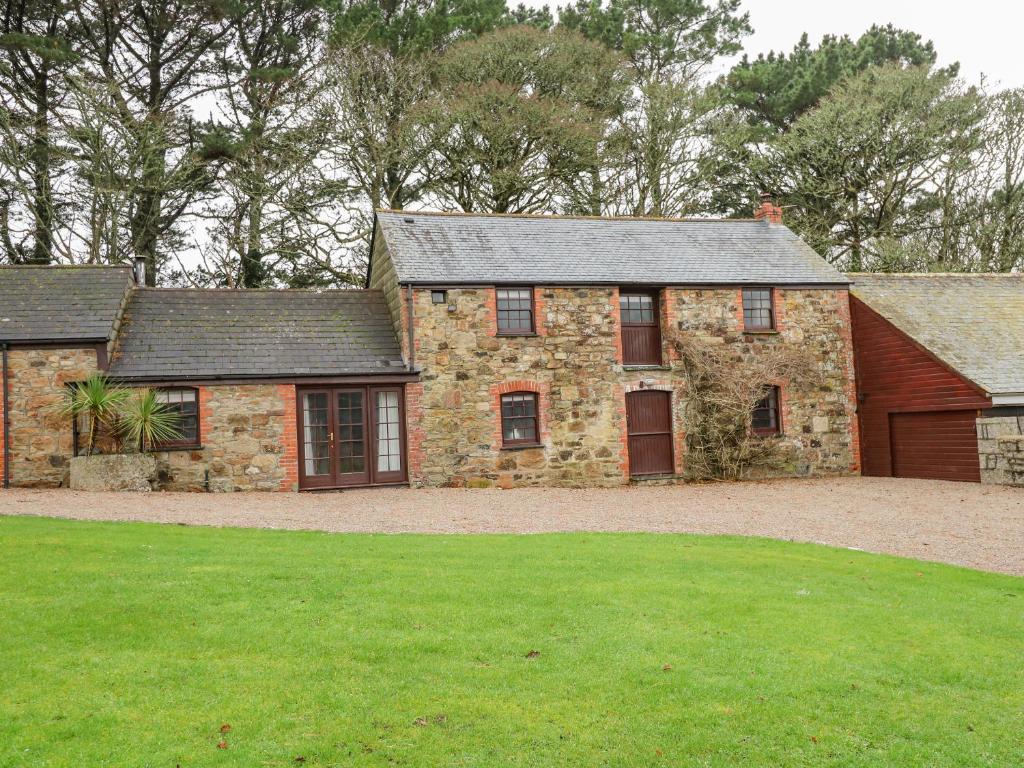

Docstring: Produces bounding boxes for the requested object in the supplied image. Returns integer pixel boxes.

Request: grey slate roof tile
[376,211,847,285]
[108,289,406,380]
[849,272,1024,395]
[0,265,131,342]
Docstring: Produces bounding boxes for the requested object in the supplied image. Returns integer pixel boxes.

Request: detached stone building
[1,207,865,491]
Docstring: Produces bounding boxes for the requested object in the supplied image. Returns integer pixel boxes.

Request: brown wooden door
[298,386,407,489]
[626,390,674,477]
[889,410,980,482]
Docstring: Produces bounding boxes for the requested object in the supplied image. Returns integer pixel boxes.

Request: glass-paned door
[336,390,370,485]
[299,391,334,489]
[297,386,406,489]
[372,388,404,483]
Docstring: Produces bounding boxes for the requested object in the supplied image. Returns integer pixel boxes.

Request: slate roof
[849,273,1024,396]
[0,265,131,342]
[108,289,407,380]
[374,210,847,286]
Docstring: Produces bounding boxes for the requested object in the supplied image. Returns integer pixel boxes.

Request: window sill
[153,444,204,453]
[500,443,543,451]
[496,332,539,338]
[743,329,779,335]
[622,364,670,371]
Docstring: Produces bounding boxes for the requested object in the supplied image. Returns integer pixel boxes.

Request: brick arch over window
[490,380,551,448]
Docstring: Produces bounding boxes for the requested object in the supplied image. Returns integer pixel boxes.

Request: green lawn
[0,517,1021,767]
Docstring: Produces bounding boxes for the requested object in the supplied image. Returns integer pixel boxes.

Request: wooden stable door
[625,390,675,477]
[297,386,406,490]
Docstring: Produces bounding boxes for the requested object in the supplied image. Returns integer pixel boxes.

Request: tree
[199,0,346,287]
[422,25,629,214]
[324,44,434,253]
[0,0,76,263]
[558,0,748,218]
[758,66,985,270]
[897,87,1024,273]
[327,0,511,55]
[70,0,232,283]
[721,24,950,135]
[597,76,719,217]
[559,0,750,80]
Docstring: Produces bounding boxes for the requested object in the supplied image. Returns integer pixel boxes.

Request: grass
[0,517,1021,767]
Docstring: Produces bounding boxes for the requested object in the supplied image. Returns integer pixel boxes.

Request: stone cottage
[0,264,411,491]
[368,207,860,489]
[1,205,863,491]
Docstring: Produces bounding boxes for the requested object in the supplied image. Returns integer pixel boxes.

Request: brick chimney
[754,193,783,224]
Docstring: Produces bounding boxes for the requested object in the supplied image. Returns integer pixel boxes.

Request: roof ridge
[0,263,130,270]
[848,272,1024,277]
[135,287,382,294]
[377,208,761,224]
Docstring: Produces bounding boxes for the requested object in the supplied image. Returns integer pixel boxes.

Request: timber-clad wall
[404,284,859,488]
[849,296,991,478]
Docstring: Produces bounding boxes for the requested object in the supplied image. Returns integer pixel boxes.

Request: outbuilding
[849,273,1024,485]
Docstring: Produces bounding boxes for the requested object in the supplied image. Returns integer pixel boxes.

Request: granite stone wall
[977,414,1024,487]
[155,384,299,492]
[2,347,98,487]
[405,285,859,488]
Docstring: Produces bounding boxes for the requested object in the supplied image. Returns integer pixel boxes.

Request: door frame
[296,384,409,490]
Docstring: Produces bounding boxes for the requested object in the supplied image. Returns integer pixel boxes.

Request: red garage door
[889,410,980,482]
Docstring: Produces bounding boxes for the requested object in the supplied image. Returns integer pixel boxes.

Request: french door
[297,386,406,489]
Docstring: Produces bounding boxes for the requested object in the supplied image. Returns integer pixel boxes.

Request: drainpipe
[2,342,9,489]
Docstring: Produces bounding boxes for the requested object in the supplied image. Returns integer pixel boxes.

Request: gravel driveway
[2,477,1022,575]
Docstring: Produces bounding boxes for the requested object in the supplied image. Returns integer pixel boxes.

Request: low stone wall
[3,347,98,487]
[155,383,299,492]
[70,454,156,492]
[978,415,1024,486]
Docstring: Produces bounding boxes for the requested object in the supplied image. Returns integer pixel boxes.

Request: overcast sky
[534,0,1024,88]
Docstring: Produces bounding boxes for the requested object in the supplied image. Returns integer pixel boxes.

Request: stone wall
[155,384,299,492]
[405,284,858,488]
[2,347,98,487]
[977,414,1024,486]
[368,233,408,361]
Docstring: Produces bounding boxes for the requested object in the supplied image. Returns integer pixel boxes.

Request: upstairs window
[154,388,200,448]
[742,288,775,331]
[496,287,534,335]
[752,386,781,436]
[500,392,540,446]
[620,291,662,365]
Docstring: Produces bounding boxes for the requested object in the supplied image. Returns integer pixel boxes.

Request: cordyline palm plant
[55,373,129,456]
[118,389,183,452]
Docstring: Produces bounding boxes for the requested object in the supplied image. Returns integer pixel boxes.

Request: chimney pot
[132,256,146,285]
[754,194,783,225]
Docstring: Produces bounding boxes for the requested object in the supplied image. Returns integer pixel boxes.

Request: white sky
[535,0,1024,88]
